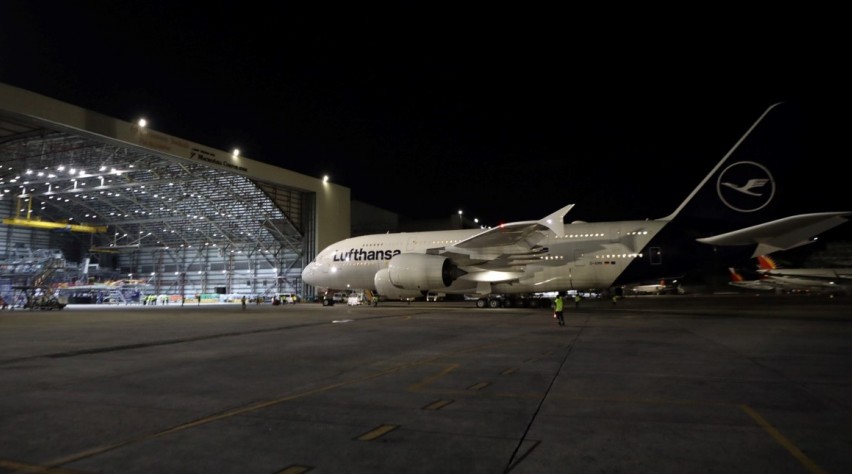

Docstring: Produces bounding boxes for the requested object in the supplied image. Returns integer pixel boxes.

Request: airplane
[728,255,852,294]
[626,279,681,295]
[302,103,851,308]
[727,267,775,291]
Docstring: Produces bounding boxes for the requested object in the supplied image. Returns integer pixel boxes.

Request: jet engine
[374,268,423,300]
[388,253,462,289]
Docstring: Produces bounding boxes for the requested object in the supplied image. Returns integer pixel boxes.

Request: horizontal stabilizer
[695,212,851,257]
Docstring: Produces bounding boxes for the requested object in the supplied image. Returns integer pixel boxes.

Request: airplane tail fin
[660,102,850,255]
[728,267,745,282]
[756,255,778,270]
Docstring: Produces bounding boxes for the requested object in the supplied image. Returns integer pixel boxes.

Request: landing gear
[474,294,555,309]
[476,297,503,308]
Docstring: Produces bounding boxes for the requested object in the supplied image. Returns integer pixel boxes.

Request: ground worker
[553,293,565,326]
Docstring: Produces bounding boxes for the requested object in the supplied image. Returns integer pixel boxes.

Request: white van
[426,292,445,302]
[278,293,299,304]
[347,294,362,306]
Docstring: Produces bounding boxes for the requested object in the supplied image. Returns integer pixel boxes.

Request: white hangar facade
[0,82,350,304]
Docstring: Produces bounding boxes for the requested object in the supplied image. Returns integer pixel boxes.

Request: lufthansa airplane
[302,103,851,307]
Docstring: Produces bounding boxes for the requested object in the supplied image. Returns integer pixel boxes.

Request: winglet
[539,204,574,236]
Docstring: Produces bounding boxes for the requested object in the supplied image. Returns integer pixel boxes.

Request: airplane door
[649,247,662,265]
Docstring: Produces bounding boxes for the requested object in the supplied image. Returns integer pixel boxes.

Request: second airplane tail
[756,255,778,270]
[728,267,745,282]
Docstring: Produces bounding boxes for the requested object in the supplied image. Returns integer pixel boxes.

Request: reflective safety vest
[554,297,564,311]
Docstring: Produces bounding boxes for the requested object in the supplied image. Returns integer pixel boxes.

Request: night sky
[2,3,849,232]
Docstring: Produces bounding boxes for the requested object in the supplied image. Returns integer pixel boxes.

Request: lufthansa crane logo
[717,161,775,213]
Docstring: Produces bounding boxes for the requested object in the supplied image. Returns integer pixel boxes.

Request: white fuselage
[302,219,669,295]
[760,269,852,290]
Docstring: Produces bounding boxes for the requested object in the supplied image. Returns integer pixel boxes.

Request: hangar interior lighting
[0,111,312,301]
[0,143,305,253]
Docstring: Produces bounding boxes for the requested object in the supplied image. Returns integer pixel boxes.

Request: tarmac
[1,294,850,473]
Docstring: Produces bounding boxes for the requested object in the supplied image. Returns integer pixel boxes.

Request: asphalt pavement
[1,294,850,473]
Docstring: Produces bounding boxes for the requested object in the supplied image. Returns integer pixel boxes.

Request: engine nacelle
[374,268,423,300]
[388,253,457,289]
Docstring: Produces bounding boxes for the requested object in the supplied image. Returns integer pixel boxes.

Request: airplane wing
[433,204,574,275]
[695,212,851,257]
[453,204,573,249]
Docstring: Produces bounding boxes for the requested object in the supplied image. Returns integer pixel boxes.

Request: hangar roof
[0,104,307,259]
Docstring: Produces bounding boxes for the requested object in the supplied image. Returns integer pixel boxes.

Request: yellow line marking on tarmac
[566,395,732,406]
[408,363,458,391]
[409,388,545,399]
[501,395,828,473]
[501,368,518,375]
[740,404,828,474]
[45,339,517,469]
[0,459,87,473]
[494,391,547,399]
[422,399,454,410]
[468,381,490,391]
[356,424,399,441]
[276,465,313,474]
[523,358,539,363]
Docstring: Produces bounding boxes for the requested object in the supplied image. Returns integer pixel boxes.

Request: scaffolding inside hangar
[0,109,314,303]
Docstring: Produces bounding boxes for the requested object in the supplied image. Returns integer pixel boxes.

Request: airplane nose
[301,262,318,285]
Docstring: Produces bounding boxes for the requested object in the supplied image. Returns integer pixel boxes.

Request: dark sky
[1,2,849,229]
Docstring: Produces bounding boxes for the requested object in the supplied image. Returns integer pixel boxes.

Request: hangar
[0,82,350,305]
